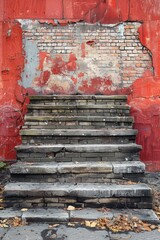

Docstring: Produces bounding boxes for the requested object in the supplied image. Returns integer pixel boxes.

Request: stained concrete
[1,224,160,240]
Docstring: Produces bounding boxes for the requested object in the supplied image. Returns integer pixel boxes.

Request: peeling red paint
[38,19,57,26]
[130,0,160,21]
[0,20,27,161]
[33,52,78,94]
[139,21,160,76]
[81,43,86,58]
[78,72,84,78]
[86,40,95,47]
[58,20,69,26]
[129,98,160,172]
[1,0,160,171]
[4,0,63,19]
[38,52,48,70]
[71,77,77,84]
[128,75,160,171]
[50,56,65,75]
[43,70,51,84]
[78,77,112,94]
[67,54,77,71]
[63,0,129,24]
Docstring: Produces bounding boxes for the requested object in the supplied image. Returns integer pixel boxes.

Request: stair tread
[0,208,159,224]
[10,161,145,174]
[20,129,137,136]
[28,104,130,109]
[16,143,142,152]
[24,115,134,122]
[4,182,151,198]
[29,95,127,100]
[0,208,160,224]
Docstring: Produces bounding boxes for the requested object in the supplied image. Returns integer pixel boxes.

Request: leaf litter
[0,217,26,228]
[82,214,159,233]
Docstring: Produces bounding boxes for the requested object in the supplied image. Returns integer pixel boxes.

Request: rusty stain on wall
[0,0,160,171]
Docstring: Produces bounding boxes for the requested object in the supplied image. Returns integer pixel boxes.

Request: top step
[29,95,127,105]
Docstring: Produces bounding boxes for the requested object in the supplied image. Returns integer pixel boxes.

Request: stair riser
[17,152,139,162]
[29,99,127,106]
[4,196,152,209]
[27,108,130,117]
[21,136,136,145]
[23,121,133,129]
[11,173,145,184]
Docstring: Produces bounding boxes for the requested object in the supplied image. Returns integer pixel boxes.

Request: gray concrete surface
[0,208,159,224]
[1,224,160,240]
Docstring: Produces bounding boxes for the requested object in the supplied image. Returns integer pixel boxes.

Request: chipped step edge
[29,95,128,100]
[9,161,146,174]
[0,208,159,224]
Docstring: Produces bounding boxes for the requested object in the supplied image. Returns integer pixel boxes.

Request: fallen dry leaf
[68,223,75,227]
[20,208,28,212]
[67,205,76,211]
[150,225,157,230]
[97,207,110,213]
[0,224,8,228]
[90,221,97,228]
[48,224,59,228]
[85,220,91,227]
[120,181,137,185]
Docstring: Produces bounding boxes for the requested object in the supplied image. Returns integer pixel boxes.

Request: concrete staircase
[4,95,152,210]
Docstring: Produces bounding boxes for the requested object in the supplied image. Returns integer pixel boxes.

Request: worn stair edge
[27,104,130,110]
[29,95,128,100]
[20,129,138,136]
[0,208,159,224]
[24,116,134,123]
[10,161,145,174]
[4,183,152,198]
[15,143,142,153]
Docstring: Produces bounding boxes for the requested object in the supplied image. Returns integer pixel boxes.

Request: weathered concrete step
[27,104,130,117]
[29,95,127,105]
[30,95,127,100]
[24,116,133,122]
[28,104,130,110]
[21,129,137,144]
[10,161,145,175]
[23,116,134,129]
[0,208,159,224]
[5,182,151,197]
[21,129,137,137]
[22,136,136,145]
[10,161,145,184]
[4,183,152,209]
[16,143,141,162]
[16,143,142,153]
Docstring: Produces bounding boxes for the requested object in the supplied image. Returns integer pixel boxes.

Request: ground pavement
[1,223,160,240]
[0,208,160,240]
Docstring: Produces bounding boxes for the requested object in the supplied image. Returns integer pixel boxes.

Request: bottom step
[4,183,152,209]
[0,208,159,224]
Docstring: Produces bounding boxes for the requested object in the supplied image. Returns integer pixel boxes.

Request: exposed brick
[22,22,152,90]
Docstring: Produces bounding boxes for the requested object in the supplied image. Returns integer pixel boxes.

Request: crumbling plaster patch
[20,20,152,95]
